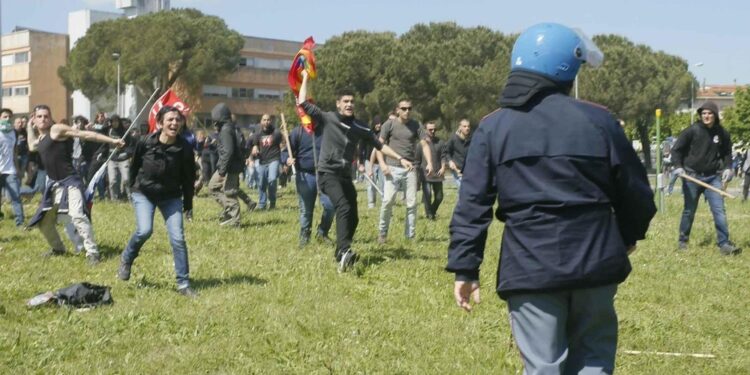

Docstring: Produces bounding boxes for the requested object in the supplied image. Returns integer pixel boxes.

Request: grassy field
[1,180,749,374]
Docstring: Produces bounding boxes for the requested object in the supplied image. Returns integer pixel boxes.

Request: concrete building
[68,9,123,120]
[117,0,170,18]
[195,36,300,127]
[1,27,70,120]
[696,84,738,113]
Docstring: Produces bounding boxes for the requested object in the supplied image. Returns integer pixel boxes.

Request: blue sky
[2,0,747,84]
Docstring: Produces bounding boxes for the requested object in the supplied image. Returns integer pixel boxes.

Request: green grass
[1,181,749,374]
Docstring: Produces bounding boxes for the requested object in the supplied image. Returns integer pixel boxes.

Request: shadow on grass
[97,244,123,260]
[0,234,24,243]
[356,247,438,275]
[192,274,268,290]
[241,218,289,228]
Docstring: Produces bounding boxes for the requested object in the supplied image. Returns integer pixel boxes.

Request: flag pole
[86,87,160,198]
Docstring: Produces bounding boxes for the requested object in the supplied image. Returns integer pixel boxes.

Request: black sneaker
[677,241,688,251]
[42,249,66,257]
[719,242,741,256]
[337,249,358,273]
[117,262,132,281]
[86,253,101,266]
[178,287,198,298]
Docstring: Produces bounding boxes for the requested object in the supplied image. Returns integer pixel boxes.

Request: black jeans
[743,173,750,201]
[421,180,443,218]
[319,172,358,259]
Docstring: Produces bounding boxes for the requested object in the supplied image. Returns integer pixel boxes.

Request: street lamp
[690,62,704,124]
[112,52,121,116]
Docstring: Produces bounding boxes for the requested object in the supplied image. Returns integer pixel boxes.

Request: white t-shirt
[0,130,17,174]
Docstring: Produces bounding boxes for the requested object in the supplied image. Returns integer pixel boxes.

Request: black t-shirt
[38,135,75,181]
[253,128,282,165]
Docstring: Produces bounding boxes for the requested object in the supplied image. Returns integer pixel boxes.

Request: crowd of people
[1,20,746,375]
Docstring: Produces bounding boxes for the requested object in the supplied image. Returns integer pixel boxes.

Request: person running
[209,103,256,227]
[297,71,413,272]
[0,108,24,227]
[250,114,283,210]
[117,106,198,297]
[444,119,471,189]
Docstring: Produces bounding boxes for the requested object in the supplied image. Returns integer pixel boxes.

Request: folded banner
[147,89,191,133]
[288,36,317,133]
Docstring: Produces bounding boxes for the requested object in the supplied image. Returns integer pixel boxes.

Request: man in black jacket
[671,101,740,255]
[444,118,471,189]
[447,23,656,374]
[208,103,256,227]
[297,71,413,272]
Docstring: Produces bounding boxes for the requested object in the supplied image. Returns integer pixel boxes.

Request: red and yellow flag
[288,36,317,133]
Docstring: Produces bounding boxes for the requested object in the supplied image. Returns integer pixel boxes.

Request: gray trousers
[508,284,618,375]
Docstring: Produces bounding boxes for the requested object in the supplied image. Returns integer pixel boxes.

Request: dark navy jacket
[447,90,656,300]
[288,125,323,173]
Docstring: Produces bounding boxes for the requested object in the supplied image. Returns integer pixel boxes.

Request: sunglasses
[399,107,412,111]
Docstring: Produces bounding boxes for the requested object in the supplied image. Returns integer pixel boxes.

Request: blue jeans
[451,170,462,190]
[0,173,24,226]
[122,192,190,289]
[295,171,334,237]
[21,169,47,196]
[678,174,730,246]
[257,160,279,208]
[366,162,383,208]
[245,165,258,189]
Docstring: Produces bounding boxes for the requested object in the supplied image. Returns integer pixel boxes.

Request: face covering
[0,119,12,133]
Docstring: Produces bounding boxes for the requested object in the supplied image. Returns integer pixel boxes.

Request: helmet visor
[572,28,604,68]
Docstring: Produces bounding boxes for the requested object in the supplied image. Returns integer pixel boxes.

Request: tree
[59,9,243,104]
[578,35,692,169]
[304,23,513,139]
[721,85,750,144]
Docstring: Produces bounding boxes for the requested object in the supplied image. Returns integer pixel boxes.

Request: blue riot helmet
[510,23,604,82]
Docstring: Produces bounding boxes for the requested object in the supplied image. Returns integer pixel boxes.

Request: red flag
[288,37,317,133]
[288,36,317,97]
[147,89,191,133]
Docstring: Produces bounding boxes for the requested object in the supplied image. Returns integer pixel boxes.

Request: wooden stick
[679,173,735,199]
[279,113,296,175]
[622,350,716,359]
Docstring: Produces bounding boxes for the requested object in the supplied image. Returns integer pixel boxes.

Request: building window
[243,57,291,71]
[1,87,12,96]
[1,55,14,66]
[14,86,29,96]
[14,52,29,63]
[254,88,284,100]
[1,52,30,66]
[203,85,229,97]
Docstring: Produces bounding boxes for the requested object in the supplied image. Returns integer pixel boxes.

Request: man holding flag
[27,104,124,265]
[292,38,414,271]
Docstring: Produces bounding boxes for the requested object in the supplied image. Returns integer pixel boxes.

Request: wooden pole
[279,113,296,175]
[680,173,735,199]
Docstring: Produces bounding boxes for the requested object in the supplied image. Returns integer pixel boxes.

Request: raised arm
[297,71,309,105]
[51,124,124,147]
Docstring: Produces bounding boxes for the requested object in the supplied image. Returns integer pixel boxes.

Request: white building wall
[68,9,122,120]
